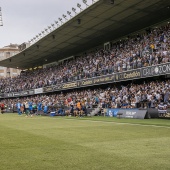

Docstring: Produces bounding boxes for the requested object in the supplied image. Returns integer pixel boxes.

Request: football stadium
[0,0,170,169]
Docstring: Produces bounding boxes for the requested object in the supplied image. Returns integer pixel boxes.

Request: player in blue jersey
[16,100,21,115]
[37,101,42,115]
[28,100,33,117]
[43,103,48,114]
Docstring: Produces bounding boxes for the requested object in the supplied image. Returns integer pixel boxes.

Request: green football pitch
[0,114,170,170]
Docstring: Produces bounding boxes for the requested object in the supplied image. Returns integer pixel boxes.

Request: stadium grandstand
[0,0,170,119]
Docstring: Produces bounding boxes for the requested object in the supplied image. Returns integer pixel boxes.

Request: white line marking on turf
[37,116,170,129]
[59,118,170,129]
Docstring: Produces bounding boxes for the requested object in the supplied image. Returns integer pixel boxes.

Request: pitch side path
[0,114,170,170]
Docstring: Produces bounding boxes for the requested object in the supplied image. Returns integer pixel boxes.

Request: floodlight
[83,0,89,6]
[62,14,67,21]
[58,17,63,23]
[55,21,59,27]
[83,0,87,3]
[77,3,82,11]
[72,7,77,14]
[51,23,55,28]
[67,11,72,18]
[45,28,48,33]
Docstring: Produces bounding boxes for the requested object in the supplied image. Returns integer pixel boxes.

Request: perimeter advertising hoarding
[115,69,141,82]
[157,108,170,119]
[28,90,34,95]
[106,108,147,119]
[43,86,54,93]
[20,91,29,96]
[93,74,115,85]
[53,84,62,91]
[34,88,43,94]
[1,62,170,99]
[62,82,77,89]
[78,74,115,87]
[13,92,20,97]
[117,109,147,119]
[3,93,13,98]
[106,109,119,117]
[141,63,170,78]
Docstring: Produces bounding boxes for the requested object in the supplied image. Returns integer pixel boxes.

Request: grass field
[0,114,170,170]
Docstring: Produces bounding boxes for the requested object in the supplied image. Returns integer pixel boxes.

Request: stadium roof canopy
[0,0,170,69]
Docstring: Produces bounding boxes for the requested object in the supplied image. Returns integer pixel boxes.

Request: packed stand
[1,79,170,116]
[0,24,170,93]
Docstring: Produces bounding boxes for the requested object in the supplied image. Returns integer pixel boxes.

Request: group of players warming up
[14,99,87,117]
[16,100,43,117]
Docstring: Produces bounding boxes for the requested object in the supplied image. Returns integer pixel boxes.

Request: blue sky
[0,0,89,47]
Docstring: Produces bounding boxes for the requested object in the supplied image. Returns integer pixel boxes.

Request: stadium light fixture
[45,28,49,33]
[72,7,77,14]
[48,26,52,32]
[62,14,67,21]
[55,21,60,27]
[77,3,82,11]
[41,31,45,35]
[51,23,55,29]
[58,17,63,24]
[82,0,89,7]
[67,11,72,18]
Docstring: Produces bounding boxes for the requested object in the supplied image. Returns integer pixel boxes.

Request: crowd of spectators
[0,23,170,93]
[1,79,170,115]
[0,24,170,93]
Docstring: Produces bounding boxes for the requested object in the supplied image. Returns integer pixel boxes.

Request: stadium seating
[0,23,169,93]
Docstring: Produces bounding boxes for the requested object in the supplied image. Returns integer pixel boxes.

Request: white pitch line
[60,117,170,129]
[33,116,170,129]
